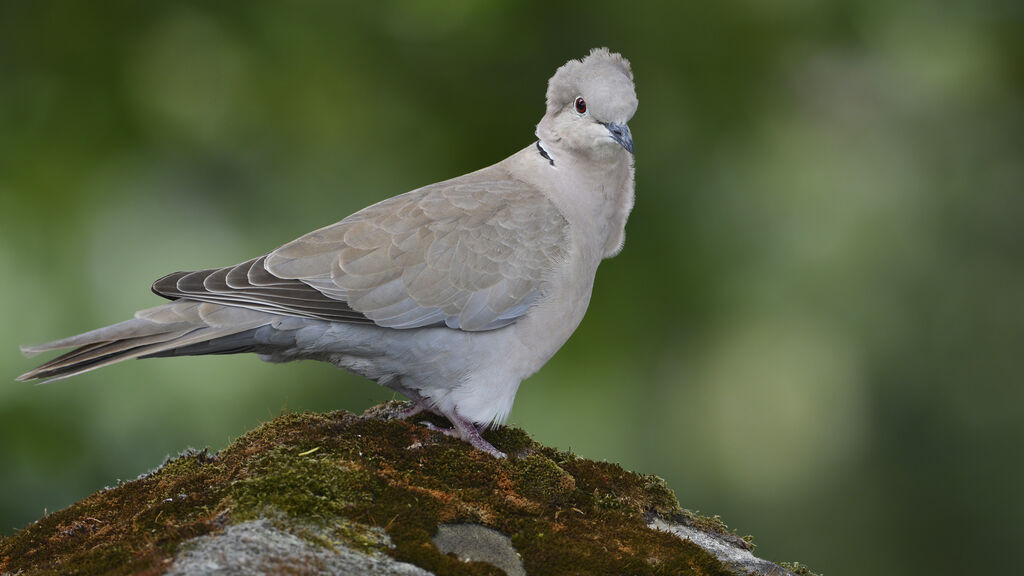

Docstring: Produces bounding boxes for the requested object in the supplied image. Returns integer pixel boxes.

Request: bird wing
[152,257,375,324]
[154,176,569,332]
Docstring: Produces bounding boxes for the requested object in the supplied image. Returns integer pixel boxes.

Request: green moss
[509,453,576,503]
[482,424,535,455]
[669,509,761,553]
[778,561,822,576]
[227,446,389,552]
[0,448,227,574]
[230,448,381,521]
[0,406,774,576]
[683,511,733,538]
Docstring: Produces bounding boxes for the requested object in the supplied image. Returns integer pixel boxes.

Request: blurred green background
[2,1,1022,574]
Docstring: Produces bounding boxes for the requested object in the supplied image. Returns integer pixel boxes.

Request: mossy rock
[0,402,813,576]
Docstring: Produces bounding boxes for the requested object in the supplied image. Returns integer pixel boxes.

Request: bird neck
[525,139,635,260]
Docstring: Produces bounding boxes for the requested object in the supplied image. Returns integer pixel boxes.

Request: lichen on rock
[0,402,811,575]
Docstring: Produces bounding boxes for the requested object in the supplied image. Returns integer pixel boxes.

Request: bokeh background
[2,2,1022,574]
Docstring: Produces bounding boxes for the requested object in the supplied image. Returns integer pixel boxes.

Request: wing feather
[153,174,568,332]
[266,176,568,331]
[152,257,373,324]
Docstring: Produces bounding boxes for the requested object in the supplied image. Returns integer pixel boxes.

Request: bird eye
[574,97,587,114]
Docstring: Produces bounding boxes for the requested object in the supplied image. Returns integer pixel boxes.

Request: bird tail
[17,301,271,383]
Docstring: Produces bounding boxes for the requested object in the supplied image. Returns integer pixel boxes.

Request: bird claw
[391,403,424,420]
[418,420,456,436]
[419,419,506,459]
[393,393,507,458]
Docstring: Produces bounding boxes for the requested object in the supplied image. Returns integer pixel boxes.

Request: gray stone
[432,523,526,576]
[167,520,433,576]
[648,516,799,576]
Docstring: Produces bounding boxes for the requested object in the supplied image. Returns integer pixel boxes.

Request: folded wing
[154,177,569,332]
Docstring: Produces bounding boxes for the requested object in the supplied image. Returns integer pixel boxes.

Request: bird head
[537,48,638,159]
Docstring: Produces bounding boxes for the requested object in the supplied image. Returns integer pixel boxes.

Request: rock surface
[167,519,431,576]
[0,402,813,575]
[433,524,526,576]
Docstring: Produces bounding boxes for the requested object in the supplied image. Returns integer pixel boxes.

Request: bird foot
[391,402,424,420]
[419,416,506,459]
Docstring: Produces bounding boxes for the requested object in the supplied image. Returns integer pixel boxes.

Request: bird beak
[603,122,634,154]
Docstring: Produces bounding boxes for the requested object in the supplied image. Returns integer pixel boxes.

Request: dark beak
[603,122,634,154]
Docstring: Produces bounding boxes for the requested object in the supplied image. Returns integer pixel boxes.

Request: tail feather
[18,301,272,383]
[17,329,198,382]
[19,302,205,357]
[20,343,163,384]
[142,328,263,358]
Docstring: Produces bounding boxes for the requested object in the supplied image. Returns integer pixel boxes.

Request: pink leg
[388,388,432,420]
[393,388,506,458]
[421,412,506,459]
[392,403,424,420]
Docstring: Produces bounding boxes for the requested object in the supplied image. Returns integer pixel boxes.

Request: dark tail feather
[17,331,194,383]
[17,327,193,381]
[142,328,262,358]
[18,302,270,383]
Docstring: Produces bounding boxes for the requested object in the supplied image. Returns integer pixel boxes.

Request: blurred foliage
[1,2,1022,575]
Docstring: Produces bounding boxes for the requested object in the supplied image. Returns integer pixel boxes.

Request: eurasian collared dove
[18,48,637,458]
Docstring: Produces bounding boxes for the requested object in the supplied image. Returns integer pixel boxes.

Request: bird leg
[420,412,506,459]
[385,387,432,421]
[393,388,506,458]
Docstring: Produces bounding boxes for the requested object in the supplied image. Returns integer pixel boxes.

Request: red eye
[574,97,587,114]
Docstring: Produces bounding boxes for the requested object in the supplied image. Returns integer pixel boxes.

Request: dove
[18,48,638,458]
